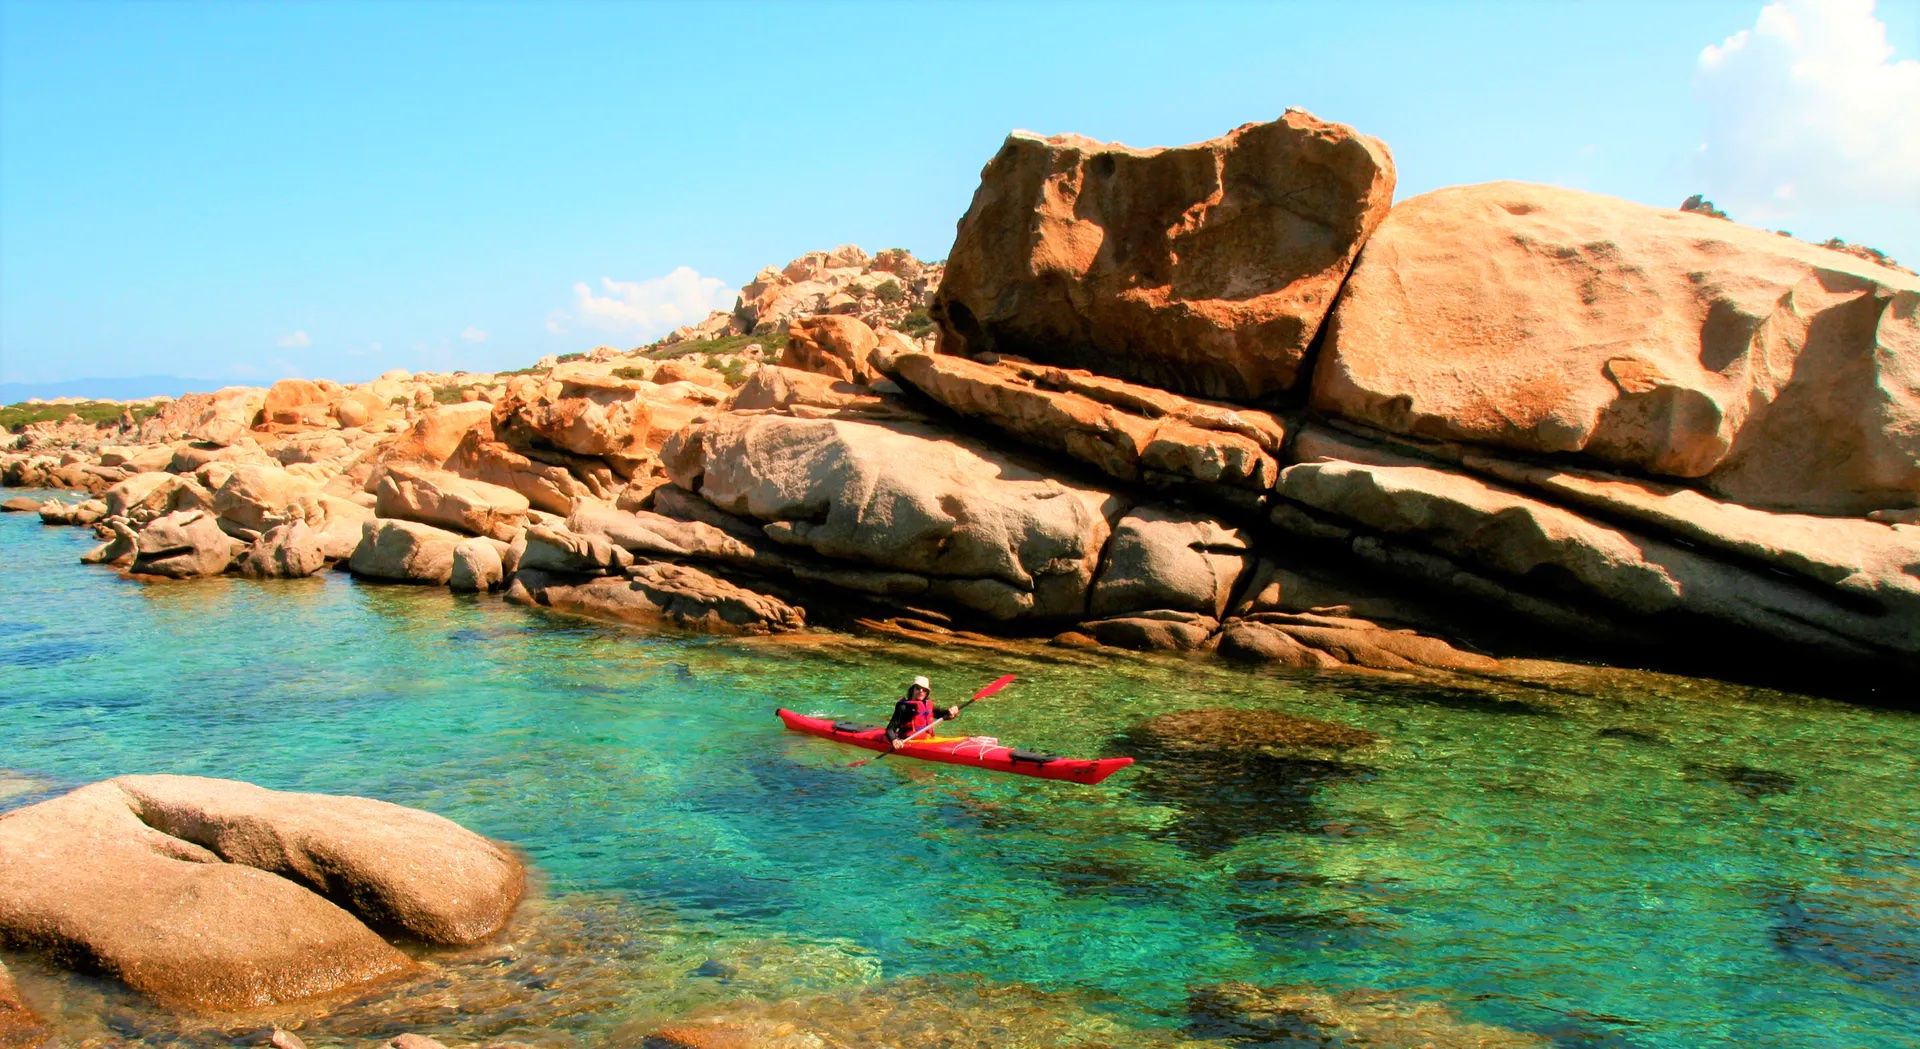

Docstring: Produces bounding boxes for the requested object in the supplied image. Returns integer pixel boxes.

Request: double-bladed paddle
[848,673,1016,768]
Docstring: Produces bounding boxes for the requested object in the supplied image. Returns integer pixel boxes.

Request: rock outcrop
[375,463,529,541]
[933,110,1394,401]
[784,315,880,384]
[348,519,464,585]
[236,520,328,579]
[1314,181,1920,516]
[130,510,241,579]
[662,414,1121,621]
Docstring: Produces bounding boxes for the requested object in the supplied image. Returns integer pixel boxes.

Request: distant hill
[0,375,221,403]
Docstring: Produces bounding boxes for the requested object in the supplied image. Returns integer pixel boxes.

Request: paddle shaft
[851,674,1015,767]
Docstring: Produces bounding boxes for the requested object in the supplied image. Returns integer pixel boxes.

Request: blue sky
[2,0,1915,389]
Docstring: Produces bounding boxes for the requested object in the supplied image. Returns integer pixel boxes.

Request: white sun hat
[911,675,931,690]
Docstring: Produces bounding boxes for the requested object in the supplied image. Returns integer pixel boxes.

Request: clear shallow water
[1,500,1917,1048]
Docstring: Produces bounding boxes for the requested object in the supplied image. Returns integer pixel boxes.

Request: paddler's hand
[891,738,905,750]
[946,706,960,719]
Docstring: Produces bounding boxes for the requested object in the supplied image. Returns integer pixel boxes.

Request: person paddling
[886,675,959,750]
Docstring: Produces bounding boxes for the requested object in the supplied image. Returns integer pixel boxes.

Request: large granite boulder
[375,463,529,541]
[662,414,1121,621]
[384,400,496,466]
[103,471,203,525]
[933,110,1394,401]
[347,519,463,584]
[1090,505,1252,618]
[449,536,507,592]
[131,386,265,445]
[1313,181,1920,515]
[130,510,241,579]
[0,780,413,1011]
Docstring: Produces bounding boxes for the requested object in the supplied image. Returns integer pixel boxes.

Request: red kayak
[776,708,1134,785]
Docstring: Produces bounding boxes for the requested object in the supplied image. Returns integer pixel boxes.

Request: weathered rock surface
[1275,455,1920,672]
[0,780,414,1011]
[211,463,323,534]
[80,518,139,567]
[493,373,653,472]
[131,510,241,579]
[347,519,463,584]
[509,563,806,635]
[730,365,885,415]
[888,351,1282,500]
[1090,505,1252,618]
[784,315,879,384]
[0,497,40,513]
[517,523,633,576]
[376,463,529,541]
[236,520,328,579]
[663,413,1121,620]
[1082,610,1220,652]
[933,110,1394,401]
[1314,181,1920,515]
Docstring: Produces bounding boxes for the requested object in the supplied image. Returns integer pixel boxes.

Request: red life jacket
[887,691,938,740]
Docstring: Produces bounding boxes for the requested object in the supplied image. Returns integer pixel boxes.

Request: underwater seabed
[2,501,1917,1048]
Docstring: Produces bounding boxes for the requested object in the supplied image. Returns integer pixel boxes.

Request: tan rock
[102,471,194,524]
[0,959,46,1048]
[662,414,1119,620]
[1313,181,1920,514]
[492,373,653,469]
[261,378,342,429]
[385,400,496,466]
[115,774,523,946]
[375,463,529,541]
[0,780,415,1012]
[132,386,265,445]
[1191,983,1550,1049]
[517,523,633,576]
[347,518,463,584]
[449,536,506,592]
[729,365,885,415]
[653,358,728,389]
[447,433,604,515]
[312,495,373,561]
[80,518,139,567]
[933,110,1394,400]
[131,510,241,578]
[212,463,322,533]
[784,315,879,383]
[236,520,328,579]
[1082,610,1219,651]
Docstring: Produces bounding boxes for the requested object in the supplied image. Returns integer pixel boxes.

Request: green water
[1,500,1917,1048]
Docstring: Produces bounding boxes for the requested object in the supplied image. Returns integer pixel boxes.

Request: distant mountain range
[0,375,221,403]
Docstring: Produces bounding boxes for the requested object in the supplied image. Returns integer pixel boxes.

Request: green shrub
[644,332,786,361]
[0,400,160,431]
[873,279,905,304]
[899,309,936,337]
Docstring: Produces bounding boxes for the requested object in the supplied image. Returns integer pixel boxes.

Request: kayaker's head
[909,675,931,700]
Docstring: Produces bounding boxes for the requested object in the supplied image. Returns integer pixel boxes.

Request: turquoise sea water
[2,499,1917,1048]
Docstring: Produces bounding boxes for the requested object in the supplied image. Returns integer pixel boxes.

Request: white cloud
[276,330,311,348]
[459,326,489,343]
[553,266,734,339]
[1695,0,1920,212]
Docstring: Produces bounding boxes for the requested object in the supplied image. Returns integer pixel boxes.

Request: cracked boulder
[374,462,530,542]
[130,510,242,579]
[1091,505,1252,619]
[933,109,1394,401]
[0,775,523,1012]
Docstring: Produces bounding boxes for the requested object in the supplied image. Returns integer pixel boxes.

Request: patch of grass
[556,351,588,363]
[898,308,937,337]
[706,354,753,387]
[432,384,472,405]
[0,400,159,430]
[611,366,650,381]
[645,332,787,361]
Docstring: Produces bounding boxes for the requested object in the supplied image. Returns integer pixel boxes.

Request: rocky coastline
[1,107,1917,1041]
[4,109,1914,702]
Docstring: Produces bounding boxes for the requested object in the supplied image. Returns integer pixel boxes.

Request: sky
[1,0,1916,391]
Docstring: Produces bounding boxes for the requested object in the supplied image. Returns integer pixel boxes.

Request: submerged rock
[1188,982,1551,1048]
[0,959,46,1048]
[935,110,1395,401]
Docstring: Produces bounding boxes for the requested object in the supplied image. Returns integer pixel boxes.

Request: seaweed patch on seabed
[1771,885,1920,999]
[1334,678,1562,718]
[1684,762,1798,799]
[1114,736,1377,856]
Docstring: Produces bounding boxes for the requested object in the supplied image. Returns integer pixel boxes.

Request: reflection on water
[3,504,1920,1048]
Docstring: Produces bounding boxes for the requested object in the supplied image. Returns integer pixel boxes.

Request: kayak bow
[776,708,1134,785]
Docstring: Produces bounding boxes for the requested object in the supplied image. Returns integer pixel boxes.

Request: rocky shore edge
[5,109,1915,704]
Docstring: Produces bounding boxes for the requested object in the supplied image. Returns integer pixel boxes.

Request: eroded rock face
[784,315,879,384]
[211,463,323,534]
[1090,505,1252,618]
[933,110,1394,401]
[493,373,654,471]
[1314,181,1920,515]
[509,563,806,635]
[449,536,506,593]
[375,463,530,541]
[662,414,1121,621]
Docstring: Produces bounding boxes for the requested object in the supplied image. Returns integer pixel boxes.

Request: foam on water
[2,501,1917,1047]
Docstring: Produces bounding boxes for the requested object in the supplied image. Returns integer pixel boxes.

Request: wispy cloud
[459,326,489,343]
[1695,0,1920,214]
[276,330,312,349]
[550,266,733,339]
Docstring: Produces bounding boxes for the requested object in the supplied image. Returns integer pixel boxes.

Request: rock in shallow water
[1188,982,1551,1048]
[0,775,524,1012]
[0,959,46,1047]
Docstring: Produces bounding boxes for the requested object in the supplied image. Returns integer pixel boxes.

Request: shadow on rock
[1116,708,1381,856]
